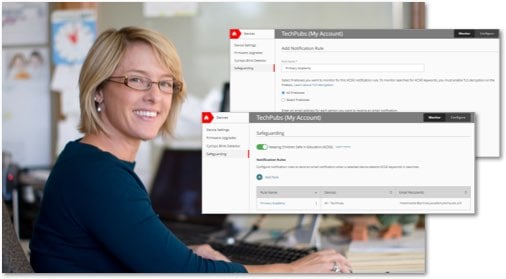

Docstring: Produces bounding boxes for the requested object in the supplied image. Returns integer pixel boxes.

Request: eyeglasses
[107,75,182,94]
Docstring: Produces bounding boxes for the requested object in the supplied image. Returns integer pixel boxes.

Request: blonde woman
[30,26,351,273]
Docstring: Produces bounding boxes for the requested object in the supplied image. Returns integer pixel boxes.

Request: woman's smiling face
[96,41,174,143]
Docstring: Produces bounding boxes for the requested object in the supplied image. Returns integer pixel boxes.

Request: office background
[2,1,426,275]
[2,1,420,191]
[2,1,504,278]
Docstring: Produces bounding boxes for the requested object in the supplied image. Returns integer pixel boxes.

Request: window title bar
[249,112,475,123]
[274,29,499,39]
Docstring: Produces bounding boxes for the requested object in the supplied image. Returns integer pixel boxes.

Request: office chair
[2,201,33,273]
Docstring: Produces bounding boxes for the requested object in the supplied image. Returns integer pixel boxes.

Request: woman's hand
[245,249,352,273]
[289,249,352,273]
[188,244,231,262]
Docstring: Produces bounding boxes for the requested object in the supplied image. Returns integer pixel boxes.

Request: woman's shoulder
[50,140,141,192]
[45,141,146,209]
[57,140,134,171]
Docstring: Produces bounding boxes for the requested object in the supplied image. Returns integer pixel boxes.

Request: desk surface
[345,229,425,273]
[229,214,425,274]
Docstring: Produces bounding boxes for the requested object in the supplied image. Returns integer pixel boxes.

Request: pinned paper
[2,2,49,45]
[143,2,198,17]
[51,9,96,65]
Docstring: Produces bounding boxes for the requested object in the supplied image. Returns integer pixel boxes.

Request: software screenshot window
[202,112,475,214]
[229,29,499,157]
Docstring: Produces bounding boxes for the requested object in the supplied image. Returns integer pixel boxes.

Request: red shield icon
[229,29,241,39]
[202,112,214,123]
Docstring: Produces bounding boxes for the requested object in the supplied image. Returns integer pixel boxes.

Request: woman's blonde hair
[78,26,185,136]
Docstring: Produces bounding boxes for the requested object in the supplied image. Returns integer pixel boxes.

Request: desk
[345,229,425,273]
[228,214,425,273]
